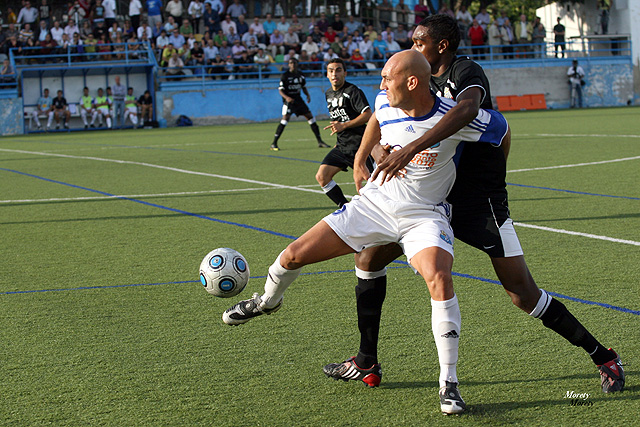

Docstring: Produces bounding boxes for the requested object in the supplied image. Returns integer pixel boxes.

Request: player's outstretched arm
[353,112,381,194]
[372,88,483,183]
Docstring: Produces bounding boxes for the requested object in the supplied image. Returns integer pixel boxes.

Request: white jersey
[362,91,508,211]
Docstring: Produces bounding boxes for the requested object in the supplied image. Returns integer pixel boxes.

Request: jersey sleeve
[452,60,488,105]
[457,109,508,147]
[349,86,371,115]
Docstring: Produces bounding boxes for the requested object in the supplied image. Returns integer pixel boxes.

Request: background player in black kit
[324,15,624,407]
[318,58,373,207]
[271,58,329,151]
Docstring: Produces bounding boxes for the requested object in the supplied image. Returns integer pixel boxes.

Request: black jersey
[325,81,371,155]
[430,56,507,206]
[52,96,68,110]
[279,70,306,101]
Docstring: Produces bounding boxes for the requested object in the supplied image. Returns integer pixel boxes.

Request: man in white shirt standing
[567,59,585,108]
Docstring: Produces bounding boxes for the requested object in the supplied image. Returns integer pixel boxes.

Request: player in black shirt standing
[319,58,373,207]
[271,58,329,151]
[324,15,624,414]
[52,89,71,130]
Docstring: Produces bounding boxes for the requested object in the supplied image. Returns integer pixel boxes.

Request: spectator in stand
[209,53,225,77]
[36,20,49,43]
[343,34,358,55]
[380,26,394,42]
[487,20,502,59]
[51,20,65,45]
[241,27,257,46]
[167,50,185,78]
[371,34,387,61]
[32,88,54,130]
[188,0,204,34]
[350,48,365,70]
[377,0,393,30]
[190,40,205,69]
[317,36,330,54]
[52,89,71,129]
[137,21,153,40]
[166,0,183,22]
[91,0,106,25]
[17,1,39,26]
[337,26,350,44]
[310,25,323,43]
[236,50,255,78]
[301,35,318,56]
[269,29,285,58]
[84,32,98,57]
[123,19,135,38]
[236,15,248,36]
[554,17,566,58]
[39,0,52,27]
[70,32,85,61]
[97,33,111,59]
[325,26,338,44]
[18,23,35,44]
[352,29,363,44]
[64,20,80,40]
[395,0,411,28]
[160,42,175,66]
[5,8,18,25]
[263,14,277,36]
[290,14,304,38]
[79,20,93,40]
[532,18,546,58]
[363,24,377,43]
[231,38,246,59]
[414,0,431,26]
[206,0,224,15]
[468,18,486,60]
[152,21,163,39]
[276,16,290,34]
[226,26,240,44]
[496,10,508,26]
[221,14,237,36]
[384,33,400,58]
[456,5,472,45]
[108,21,122,41]
[358,34,373,60]
[226,0,246,20]
[516,14,533,58]
[316,12,329,33]
[93,20,107,41]
[254,47,272,73]
[79,86,98,128]
[1,58,16,82]
[180,18,194,36]
[331,13,344,32]
[283,48,298,62]
[137,90,153,124]
[164,16,179,33]
[246,36,259,56]
[395,24,411,49]
[39,33,58,60]
[146,0,163,31]
[203,38,219,63]
[203,3,221,34]
[129,0,143,32]
[345,16,362,36]
[323,47,338,63]
[218,39,232,58]
[249,17,266,44]
[501,19,515,59]
[104,0,116,28]
[475,7,491,30]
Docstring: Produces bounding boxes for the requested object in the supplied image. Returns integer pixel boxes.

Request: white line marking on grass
[0,148,326,195]
[514,222,640,246]
[520,133,640,139]
[508,156,640,173]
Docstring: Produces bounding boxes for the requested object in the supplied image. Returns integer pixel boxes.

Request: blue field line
[507,182,640,200]
[2,267,638,316]
[2,167,638,316]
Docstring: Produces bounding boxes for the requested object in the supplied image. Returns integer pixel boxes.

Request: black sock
[540,298,614,365]
[353,275,387,368]
[273,123,286,144]
[310,122,322,141]
[325,185,348,207]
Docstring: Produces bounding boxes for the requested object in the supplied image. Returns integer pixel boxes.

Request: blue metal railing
[9,42,156,67]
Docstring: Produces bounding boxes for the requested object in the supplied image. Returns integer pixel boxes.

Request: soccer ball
[199,248,250,298]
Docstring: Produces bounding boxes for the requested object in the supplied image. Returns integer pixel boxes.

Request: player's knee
[423,269,453,297]
[315,169,329,186]
[280,245,304,270]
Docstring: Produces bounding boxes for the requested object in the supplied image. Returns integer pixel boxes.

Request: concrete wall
[157,62,633,125]
[0,98,24,136]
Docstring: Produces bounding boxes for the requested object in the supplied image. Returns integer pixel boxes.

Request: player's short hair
[418,14,460,53]
[127,87,133,91]
[327,58,346,70]
[83,86,88,90]
[288,57,298,64]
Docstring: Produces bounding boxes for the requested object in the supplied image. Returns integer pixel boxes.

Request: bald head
[381,50,433,113]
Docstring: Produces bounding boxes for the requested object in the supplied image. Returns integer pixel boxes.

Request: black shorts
[283,97,310,117]
[450,197,523,258]
[322,146,374,172]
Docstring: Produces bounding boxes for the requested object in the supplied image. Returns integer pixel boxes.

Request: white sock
[47,112,54,127]
[431,295,461,388]
[261,252,301,308]
[81,112,88,125]
[529,289,551,318]
[130,114,138,125]
[321,180,337,193]
[106,117,112,128]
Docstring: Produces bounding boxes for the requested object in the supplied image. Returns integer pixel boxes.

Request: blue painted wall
[0,98,24,136]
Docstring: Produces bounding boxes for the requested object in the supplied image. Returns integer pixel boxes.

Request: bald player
[222,50,510,415]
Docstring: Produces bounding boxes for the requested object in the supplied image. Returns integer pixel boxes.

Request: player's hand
[306,94,311,103]
[371,147,412,184]
[353,163,371,194]
[371,143,391,163]
[323,121,345,135]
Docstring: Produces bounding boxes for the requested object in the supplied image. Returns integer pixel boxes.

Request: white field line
[2,148,638,246]
[519,133,640,138]
[508,156,640,173]
[514,223,640,246]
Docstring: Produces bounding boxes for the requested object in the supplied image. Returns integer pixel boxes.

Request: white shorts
[323,191,454,261]
[97,108,110,116]
[126,106,137,115]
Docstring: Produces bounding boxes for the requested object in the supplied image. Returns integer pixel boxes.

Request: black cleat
[323,357,382,387]
[439,381,466,415]
[317,140,330,148]
[598,349,625,393]
[270,143,280,151]
[222,293,282,325]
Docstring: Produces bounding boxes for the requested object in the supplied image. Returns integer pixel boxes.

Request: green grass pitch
[1,107,639,426]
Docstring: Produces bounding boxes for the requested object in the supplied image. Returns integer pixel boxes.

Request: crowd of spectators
[1,0,567,80]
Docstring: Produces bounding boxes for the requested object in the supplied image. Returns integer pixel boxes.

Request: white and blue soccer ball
[199,248,250,298]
